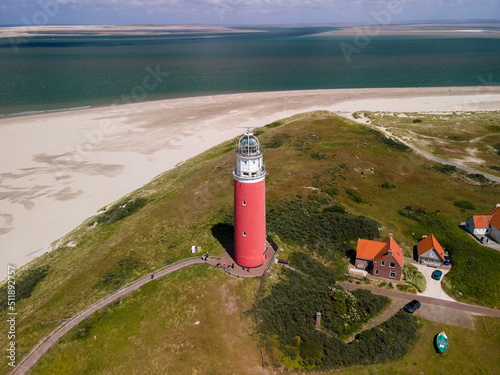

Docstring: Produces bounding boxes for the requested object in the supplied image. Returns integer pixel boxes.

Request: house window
[242,201,246,206]
[243,232,247,237]
[381,261,385,267]
[375,270,379,276]
[389,262,396,268]
[390,271,396,279]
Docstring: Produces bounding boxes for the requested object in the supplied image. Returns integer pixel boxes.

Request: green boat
[436,331,448,353]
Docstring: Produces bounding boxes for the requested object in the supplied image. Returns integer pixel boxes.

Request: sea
[1,26,500,117]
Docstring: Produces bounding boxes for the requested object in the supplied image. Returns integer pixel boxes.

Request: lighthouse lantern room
[233,129,267,268]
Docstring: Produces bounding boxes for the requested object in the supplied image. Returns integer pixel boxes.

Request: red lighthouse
[233,130,267,268]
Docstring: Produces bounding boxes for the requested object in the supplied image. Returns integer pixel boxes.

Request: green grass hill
[1,111,499,374]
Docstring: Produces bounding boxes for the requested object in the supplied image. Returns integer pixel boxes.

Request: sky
[1,0,499,27]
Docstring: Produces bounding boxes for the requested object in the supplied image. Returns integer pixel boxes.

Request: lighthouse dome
[238,133,260,155]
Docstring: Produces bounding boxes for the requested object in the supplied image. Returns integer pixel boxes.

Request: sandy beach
[1,86,500,280]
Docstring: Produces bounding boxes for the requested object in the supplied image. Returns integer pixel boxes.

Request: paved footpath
[340,282,500,317]
[11,257,220,375]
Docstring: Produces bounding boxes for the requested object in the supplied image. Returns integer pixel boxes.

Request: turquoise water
[0,27,499,116]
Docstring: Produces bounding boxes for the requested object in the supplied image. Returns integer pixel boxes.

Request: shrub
[93,258,142,290]
[345,188,368,204]
[412,118,423,123]
[323,187,340,197]
[381,182,396,189]
[494,143,500,155]
[488,165,500,172]
[432,164,457,174]
[467,173,489,184]
[383,138,410,152]
[0,266,50,312]
[454,200,476,211]
[250,269,396,370]
[289,253,336,286]
[93,198,147,225]
[267,199,379,262]
[403,264,427,293]
[396,284,418,294]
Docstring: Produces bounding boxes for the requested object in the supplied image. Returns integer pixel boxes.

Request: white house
[488,208,500,243]
[465,215,492,237]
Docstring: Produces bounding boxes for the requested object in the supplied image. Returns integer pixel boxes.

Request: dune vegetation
[1,111,499,374]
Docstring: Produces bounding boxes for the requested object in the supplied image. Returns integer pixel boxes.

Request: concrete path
[10,257,219,375]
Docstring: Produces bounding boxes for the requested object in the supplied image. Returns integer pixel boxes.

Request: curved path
[11,257,220,375]
[374,123,500,183]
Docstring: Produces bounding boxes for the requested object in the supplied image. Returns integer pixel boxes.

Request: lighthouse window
[243,232,247,237]
[242,201,246,206]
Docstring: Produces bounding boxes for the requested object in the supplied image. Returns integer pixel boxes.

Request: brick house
[416,234,445,267]
[355,236,403,281]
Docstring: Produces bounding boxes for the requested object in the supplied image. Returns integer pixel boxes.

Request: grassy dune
[358,110,500,178]
[1,111,499,374]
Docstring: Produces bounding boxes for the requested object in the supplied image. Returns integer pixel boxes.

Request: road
[340,282,500,317]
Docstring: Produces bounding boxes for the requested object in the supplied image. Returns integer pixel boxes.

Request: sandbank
[0,25,264,39]
[1,86,500,280]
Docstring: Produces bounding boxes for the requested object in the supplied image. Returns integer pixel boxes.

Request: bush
[250,270,397,370]
[267,199,379,262]
[432,164,457,174]
[488,165,500,172]
[494,143,500,155]
[454,200,476,211]
[345,188,368,204]
[93,198,147,225]
[93,258,142,290]
[289,253,336,286]
[403,264,427,293]
[383,138,410,152]
[396,284,418,294]
[467,173,488,184]
[412,118,423,123]
[381,182,396,189]
[0,266,50,311]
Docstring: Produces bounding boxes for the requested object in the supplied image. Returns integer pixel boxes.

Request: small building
[489,211,500,243]
[465,215,492,237]
[417,234,445,267]
[355,236,403,281]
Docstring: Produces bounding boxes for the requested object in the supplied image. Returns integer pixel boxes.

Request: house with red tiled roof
[489,210,500,243]
[465,204,500,243]
[416,234,445,267]
[465,215,492,237]
[355,236,403,281]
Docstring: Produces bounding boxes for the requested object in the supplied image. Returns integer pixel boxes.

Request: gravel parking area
[415,303,475,329]
[414,263,455,302]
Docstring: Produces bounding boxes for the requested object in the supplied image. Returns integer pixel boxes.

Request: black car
[404,299,421,313]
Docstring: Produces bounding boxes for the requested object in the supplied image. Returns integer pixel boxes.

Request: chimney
[316,312,321,329]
